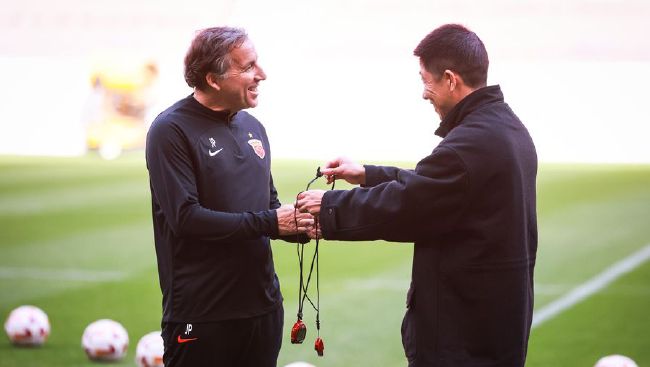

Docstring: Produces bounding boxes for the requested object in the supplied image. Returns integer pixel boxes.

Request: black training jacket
[146,95,284,323]
[319,86,538,367]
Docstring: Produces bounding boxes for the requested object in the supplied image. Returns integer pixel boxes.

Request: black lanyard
[291,167,334,357]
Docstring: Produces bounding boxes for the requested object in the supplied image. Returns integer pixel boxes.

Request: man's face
[217,39,266,111]
[419,61,453,120]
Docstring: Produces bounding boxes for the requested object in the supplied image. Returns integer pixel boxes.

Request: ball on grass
[135,331,164,367]
[4,305,50,347]
[284,362,316,367]
[594,354,638,367]
[82,319,129,362]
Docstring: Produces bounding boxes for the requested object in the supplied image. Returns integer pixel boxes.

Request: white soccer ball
[594,354,639,367]
[284,362,316,367]
[82,319,129,361]
[135,331,164,367]
[4,305,50,346]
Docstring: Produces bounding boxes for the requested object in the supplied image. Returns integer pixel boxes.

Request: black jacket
[146,95,286,323]
[319,86,537,366]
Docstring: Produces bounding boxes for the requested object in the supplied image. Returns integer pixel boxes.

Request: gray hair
[184,27,248,90]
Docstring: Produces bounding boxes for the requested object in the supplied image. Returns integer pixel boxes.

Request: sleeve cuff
[362,164,380,187]
[319,192,338,239]
[268,209,279,238]
[242,209,278,238]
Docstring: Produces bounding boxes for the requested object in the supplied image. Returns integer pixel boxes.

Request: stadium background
[1,0,649,366]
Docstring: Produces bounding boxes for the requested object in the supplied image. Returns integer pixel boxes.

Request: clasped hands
[276,192,324,239]
[278,157,366,239]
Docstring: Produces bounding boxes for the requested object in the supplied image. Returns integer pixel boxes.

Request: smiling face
[419,60,454,120]
[215,39,266,111]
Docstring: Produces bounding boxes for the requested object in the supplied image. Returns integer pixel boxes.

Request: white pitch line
[0,267,127,282]
[532,244,650,329]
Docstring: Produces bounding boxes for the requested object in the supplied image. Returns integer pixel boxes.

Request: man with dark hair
[296,24,537,366]
[146,26,312,367]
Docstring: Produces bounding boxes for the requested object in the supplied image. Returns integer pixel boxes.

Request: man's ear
[205,72,221,91]
[443,70,457,92]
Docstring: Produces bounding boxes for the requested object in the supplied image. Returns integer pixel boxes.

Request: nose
[255,64,267,81]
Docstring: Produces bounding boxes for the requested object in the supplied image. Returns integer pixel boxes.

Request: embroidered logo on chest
[208,137,223,157]
[247,139,265,159]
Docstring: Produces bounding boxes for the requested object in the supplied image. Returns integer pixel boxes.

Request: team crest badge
[247,139,265,159]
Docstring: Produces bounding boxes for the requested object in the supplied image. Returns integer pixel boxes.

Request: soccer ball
[284,362,316,367]
[4,305,50,346]
[82,319,129,361]
[594,354,639,367]
[135,331,164,367]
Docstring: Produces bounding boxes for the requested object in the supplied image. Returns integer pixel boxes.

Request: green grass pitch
[0,155,649,366]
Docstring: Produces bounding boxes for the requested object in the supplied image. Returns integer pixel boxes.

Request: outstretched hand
[276,204,314,236]
[295,190,325,217]
[320,157,365,185]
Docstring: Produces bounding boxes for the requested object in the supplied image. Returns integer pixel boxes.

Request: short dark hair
[184,27,248,90]
[414,24,488,88]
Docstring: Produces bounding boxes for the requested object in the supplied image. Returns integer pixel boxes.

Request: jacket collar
[188,94,237,123]
[435,85,504,138]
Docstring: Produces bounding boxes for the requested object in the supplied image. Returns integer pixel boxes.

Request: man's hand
[295,190,326,216]
[306,225,322,240]
[276,204,314,236]
[320,157,366,185]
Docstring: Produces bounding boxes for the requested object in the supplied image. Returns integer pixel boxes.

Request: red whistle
[291,320,307,344]
[314,337,324,356]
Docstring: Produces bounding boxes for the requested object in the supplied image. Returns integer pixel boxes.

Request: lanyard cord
[294,168,335,330]
[316,215,320,336]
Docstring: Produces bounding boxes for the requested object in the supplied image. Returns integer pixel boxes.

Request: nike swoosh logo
[177,335,198,343]
[208,148,223,157]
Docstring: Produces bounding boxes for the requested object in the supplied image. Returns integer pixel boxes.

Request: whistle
[314,337,324,356]
[291,320,307,344]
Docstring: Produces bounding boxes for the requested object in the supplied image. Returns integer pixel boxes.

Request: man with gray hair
[146,27,312,366]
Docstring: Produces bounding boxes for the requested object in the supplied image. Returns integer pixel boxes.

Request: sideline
[532,244,650,329]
